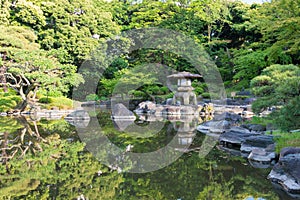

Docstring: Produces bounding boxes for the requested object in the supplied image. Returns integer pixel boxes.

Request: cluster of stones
[134,101,213,117]
[268,147,300,198]
[197,112,276,168]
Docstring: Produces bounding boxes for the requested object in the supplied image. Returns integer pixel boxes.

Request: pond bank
[196,113,300,199]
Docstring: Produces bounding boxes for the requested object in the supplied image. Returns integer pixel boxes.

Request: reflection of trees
[116,149,279,200]
[0,117,124,199]
[0,117,45,165]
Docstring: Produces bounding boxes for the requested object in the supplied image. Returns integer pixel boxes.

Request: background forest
[0,0,299,131]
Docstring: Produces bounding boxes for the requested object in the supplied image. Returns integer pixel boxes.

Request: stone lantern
[167,71,202,105]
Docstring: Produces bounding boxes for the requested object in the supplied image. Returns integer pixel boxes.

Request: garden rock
[268,147,300,195]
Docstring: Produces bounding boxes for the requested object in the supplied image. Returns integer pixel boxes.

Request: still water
[0,112,283,199]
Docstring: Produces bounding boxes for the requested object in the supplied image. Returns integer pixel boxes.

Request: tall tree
[9,0,120,66]
[252,0,300,64]
[0,26,83,111]
[250,64,300,113]
[0,26,39,93]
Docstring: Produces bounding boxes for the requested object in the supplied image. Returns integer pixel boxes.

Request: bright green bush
[129,90,146,98]
[147,85,160,95]
[39,97,73,109]
[0,95,22,112]
[165,92,174,99]
[50,97,73,109]
[86,94,100,101]
[275,96,300,131]
[160,86,169,94]
[38,97,54,104]
[201,93,211,99]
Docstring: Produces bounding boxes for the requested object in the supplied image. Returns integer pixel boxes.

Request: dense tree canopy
[0,0,298,129]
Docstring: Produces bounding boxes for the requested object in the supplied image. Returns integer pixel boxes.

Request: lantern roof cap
[167,71,202,79]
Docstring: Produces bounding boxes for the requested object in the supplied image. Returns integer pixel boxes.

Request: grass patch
[39,96,73,110]
[266,131,300,152]
[245,116,275,127]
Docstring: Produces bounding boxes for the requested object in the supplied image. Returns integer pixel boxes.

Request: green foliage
[0,25,39,51]
[251,64,300,113]
[274,131,300,153]
[233,49,269,89]
[10,0,46,29]
[38,97,54,104]
[39,97,73,110]
[85,94,100,101]
[7,0,120,66]
[0,92,22,112]
[0,117,23,134]
[245,116,274,127]
[201,92,211,99]
[0,120,124,199]
[0,0,10,25]
[129,90,146,98]
[274,96,300,131]
[250,0,300,64]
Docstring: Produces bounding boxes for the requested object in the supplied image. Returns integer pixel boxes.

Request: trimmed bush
[0,95,22,112]
[39,97,54,104]
[86,94,100,101]
[39,96,73,110]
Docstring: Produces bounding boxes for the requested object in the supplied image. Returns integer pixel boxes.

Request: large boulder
[137,101,156,110]
[268,147,300,195]
[240,135,274,153]
[229,126,251,134]
[240,124,266,133]
[112,103,136,120]
[280,147,300,158]
[134,101,156,114]
[65,110,90,128]
[65,110,90,120]
[219,127,254,146]
[197,120,231,134]
[248,147,276,163]
[213,112,242,123]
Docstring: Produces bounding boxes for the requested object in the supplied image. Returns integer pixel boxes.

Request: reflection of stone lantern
[170,116,199,150]
[167,72,202,105]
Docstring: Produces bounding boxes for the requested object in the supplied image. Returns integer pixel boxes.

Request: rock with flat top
[268,147,300,195]
[112,103,136,120]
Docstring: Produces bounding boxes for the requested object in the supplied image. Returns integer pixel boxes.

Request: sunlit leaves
[251,64,300,113]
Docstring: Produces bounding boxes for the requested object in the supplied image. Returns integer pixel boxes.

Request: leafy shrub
[160,86,169,94]
[39,97,73,109]
[99,96,108,101]
[234,95,250,100]
[39,97,54,104]
[49,97,73,109]
[0,95,22,112]
[194,86,204,95]
[147,85,160,95]
[275,96,300,131]
[201,93,211,99]
[129,90,145,98]
[86,94,99,101]
[165,92,174,99]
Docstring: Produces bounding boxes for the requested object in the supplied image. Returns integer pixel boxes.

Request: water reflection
[0,115,284,199]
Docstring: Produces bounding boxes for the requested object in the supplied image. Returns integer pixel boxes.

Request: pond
[0,112,289,199]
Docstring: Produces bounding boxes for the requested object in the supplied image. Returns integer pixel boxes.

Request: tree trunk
[208,24,212,43]
[0,66,7,92]
[16,85,35,112]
